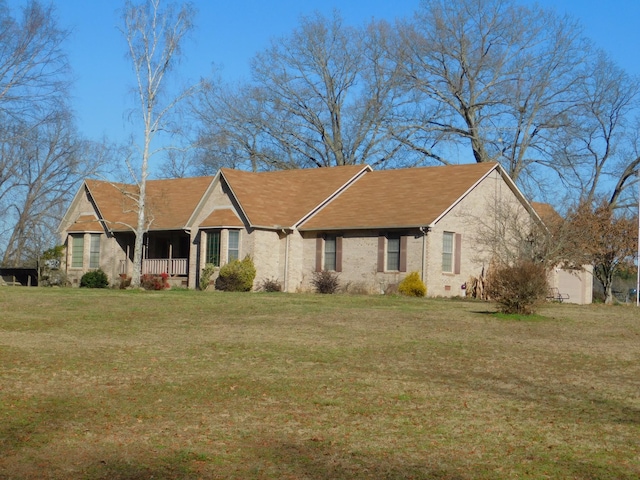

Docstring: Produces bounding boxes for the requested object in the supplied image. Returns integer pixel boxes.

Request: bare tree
[395,0,589,189]
[605,115,640,210]
[192,81,269,173]
[0,114,116,266]
[549,52,640,208]
[120,0,198,286]
[564,200,637,304]
[0,1,70,118]
[0,1,87,265]
[195,11,407,170]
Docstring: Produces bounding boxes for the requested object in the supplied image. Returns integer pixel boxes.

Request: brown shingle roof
[200,208,244,228]
[85,177,214,232]
[75,163,501,234]
[531,202,562,229]
[67,215,104,232]
[531,202,560,223]
[221,165,368,228]
[300,163,498,230]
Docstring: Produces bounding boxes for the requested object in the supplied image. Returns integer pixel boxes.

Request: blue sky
[12,0,640,146]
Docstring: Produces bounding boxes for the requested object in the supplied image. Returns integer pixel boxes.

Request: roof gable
[299,163,499,230]
[66,215,104,233]
[200,208,244,228]
[85,176,214,232]
[220,165,369,229]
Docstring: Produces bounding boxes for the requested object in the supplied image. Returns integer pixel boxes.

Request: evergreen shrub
[215,256,256,292]
[80,269,109,288]
[200,263,217,291]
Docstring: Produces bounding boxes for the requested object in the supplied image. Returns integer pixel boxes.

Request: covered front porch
[117,230,191,280]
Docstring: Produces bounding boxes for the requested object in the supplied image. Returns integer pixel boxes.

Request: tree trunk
[604,282,614,305]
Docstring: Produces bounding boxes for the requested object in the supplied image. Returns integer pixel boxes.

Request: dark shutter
[399,235,407,272]
[315,237,323,272]
[454,233,462,274]
[377,235,385,272]
[336,236,343,272]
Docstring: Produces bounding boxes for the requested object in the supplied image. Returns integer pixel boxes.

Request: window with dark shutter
[442,232,454,273]
[387,235,400,271]
[324,236,336,271]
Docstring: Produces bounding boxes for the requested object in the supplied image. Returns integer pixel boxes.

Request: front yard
[0,288,638,479]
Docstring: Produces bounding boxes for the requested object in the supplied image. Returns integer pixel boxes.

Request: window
[442,232,454,272]
[89,234,100,268]
[228,230,240,262]
[324,236,336,271]
[387,235,400,271]
[206,230,221,266]
[71,234,84,268]
[442,232,461,274]
[377,234,407,272]
[316,235,342,272]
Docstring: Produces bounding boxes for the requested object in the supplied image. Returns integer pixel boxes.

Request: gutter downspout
[419,226,431,287]
[282,229,290,292]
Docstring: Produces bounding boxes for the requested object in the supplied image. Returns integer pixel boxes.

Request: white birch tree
[120,0,198,286]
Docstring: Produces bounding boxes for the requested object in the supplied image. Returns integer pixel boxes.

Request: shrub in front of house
[118,275,132,289]
[486,260,548,314]
[259,277,282,292]
[215,256,256,292]
[140,272,170,290]
[398,271,427,297]
[41,270,70,287]
[312,270,340,294]
[199,263,217,291]
[80,269,109,288]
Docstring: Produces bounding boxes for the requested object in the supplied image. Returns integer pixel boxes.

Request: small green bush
[215,256,256,292]
[80,269,109,288]
[486,260,549,315]
[398,271,426,297]
[311,270,340,294]
[200,263,217,291]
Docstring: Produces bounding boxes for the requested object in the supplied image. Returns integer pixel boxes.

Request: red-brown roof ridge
[220,165,369,228]
[300,162,499,230]
[85,176,214,231]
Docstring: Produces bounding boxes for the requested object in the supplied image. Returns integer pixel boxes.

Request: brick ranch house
[58,162,592,303]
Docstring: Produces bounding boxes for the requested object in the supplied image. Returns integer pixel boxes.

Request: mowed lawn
[0,288,639,479]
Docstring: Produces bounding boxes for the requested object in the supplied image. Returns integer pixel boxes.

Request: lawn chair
[547,287,569,303]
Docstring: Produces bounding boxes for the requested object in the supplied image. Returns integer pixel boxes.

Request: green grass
[1,288,639,479]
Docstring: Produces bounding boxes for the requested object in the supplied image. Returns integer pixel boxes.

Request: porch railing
[119,258,188,277]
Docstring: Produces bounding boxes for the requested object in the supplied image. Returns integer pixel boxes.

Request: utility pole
[636,169,639,306]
